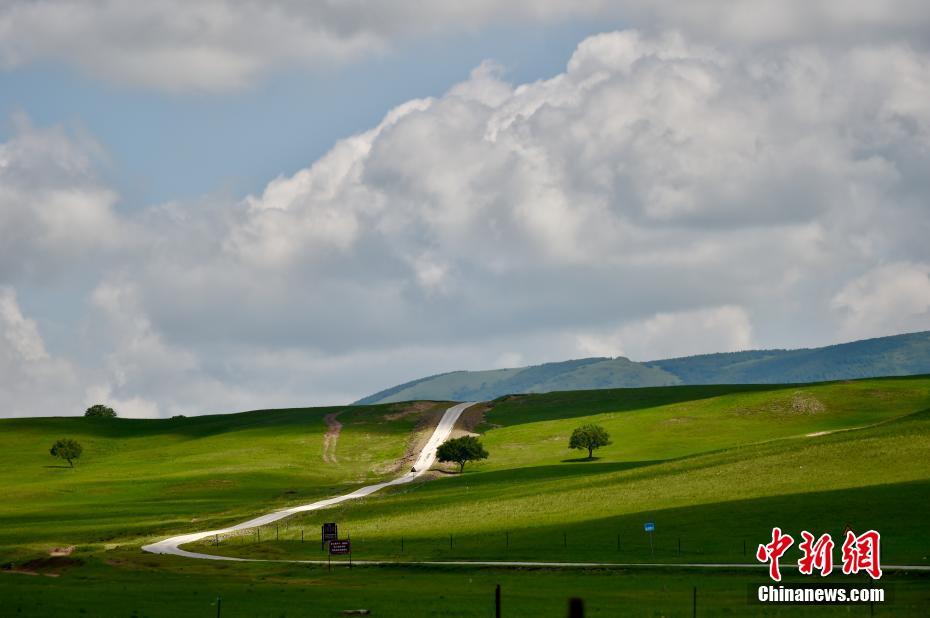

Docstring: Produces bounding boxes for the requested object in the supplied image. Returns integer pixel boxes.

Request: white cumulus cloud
[0,116,126,282]
[576,306,755,360]
[833,263,930,339]
[1,1,929,92]
[0,286,82,417]
[3,26,930,416]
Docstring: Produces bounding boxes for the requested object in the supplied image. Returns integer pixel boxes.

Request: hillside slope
[201,376,930,567]
[0,401,447,559]
[357,331,930,404]
[647,330,930,383]
[355,357,680,404]
[6,379,930,616]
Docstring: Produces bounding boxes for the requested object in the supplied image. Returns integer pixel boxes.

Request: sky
[1,1,930,418]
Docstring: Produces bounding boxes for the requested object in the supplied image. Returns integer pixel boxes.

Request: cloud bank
[3,24,930,416]
[1,1,929,92]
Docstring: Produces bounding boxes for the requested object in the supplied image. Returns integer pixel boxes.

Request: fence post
[495,584,501,618]
[216,596,221,618]
[563,532,567,548]
[568,597,584,618]
[616,534,620,551]
[692,586,697,618]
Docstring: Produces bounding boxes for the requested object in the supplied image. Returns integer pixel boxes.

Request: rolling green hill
[199,376,930,567]
[357,330,930,403]
[648,330,930,383]
[3,378,930,616]
[0,401,448,560]
[355,356,681,404]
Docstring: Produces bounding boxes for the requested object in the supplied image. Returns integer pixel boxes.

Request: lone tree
[84,404,117,418]
[50,438,83,468]
[569,424,612,459]
[436,435,488,473]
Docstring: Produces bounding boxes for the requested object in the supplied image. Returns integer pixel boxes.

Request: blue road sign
[644,522,655,532]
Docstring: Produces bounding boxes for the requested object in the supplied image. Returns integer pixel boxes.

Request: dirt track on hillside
[322,412,343,463]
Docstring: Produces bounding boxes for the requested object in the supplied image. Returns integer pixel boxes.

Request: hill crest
[356,331,930,404]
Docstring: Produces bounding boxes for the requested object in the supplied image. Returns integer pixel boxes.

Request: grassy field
[190,378,930,567]
[2,377,929,615]
[0,401,448,560]
[2,555,927,617]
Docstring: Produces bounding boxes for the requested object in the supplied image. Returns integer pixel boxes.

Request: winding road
[142,400,930,573]
[142,402,477,560]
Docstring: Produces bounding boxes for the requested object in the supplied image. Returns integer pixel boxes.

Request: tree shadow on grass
[444,460,671,488]
[43,465,73,469]
[561,456,602,463]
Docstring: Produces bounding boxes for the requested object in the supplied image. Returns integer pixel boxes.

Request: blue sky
[0,20,607,208]
[1,2,929,418]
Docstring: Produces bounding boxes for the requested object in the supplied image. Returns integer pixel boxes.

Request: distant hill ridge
[355,331,930,404]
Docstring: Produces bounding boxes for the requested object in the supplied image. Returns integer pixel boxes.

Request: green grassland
[0,401,448,560]
[189,378,930,569]
[3,557,927,617]
[2,377,930,615]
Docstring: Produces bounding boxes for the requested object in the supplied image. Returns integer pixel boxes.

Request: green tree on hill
[50,438,83,468]
[436,435,488,473]
[84,404,117,418]
[569,424,612,459]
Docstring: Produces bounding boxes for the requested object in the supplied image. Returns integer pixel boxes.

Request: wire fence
[199,519,770,565]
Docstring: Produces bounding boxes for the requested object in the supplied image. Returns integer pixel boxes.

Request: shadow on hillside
[0,401,453,440]
[561,456,602,463]
[484,376,930,427]
[485,383,793,427]
[337,479,930,566]
[423,459,672,490]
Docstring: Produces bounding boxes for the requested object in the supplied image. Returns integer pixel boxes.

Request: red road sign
[329,540,351,555]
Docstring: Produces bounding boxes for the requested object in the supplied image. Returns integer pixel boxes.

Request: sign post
[322,522,338,552]
[644,522,655,558]
[329,538,351,571]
